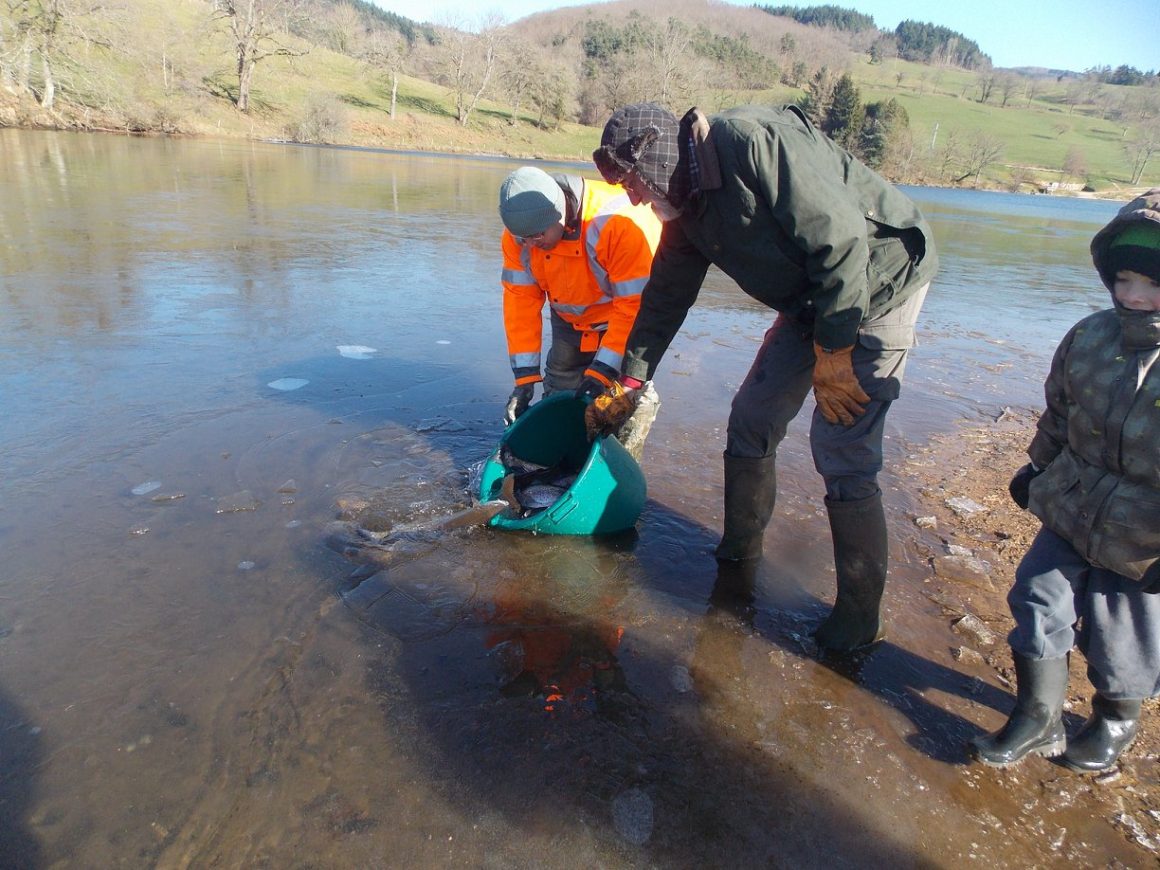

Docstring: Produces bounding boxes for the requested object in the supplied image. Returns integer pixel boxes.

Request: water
[0,130,1139,866]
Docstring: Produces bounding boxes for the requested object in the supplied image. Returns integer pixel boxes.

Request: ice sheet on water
[337,345,377,360]
[131,481,161,496]
[267,378,309,391]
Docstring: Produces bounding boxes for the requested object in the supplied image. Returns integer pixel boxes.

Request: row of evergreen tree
[798,68,910,171]
[757,5,989,70]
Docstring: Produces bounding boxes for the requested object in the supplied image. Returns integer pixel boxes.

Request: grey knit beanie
[593,102,681,200]
[498,167,566,237]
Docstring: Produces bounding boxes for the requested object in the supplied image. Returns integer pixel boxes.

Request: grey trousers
[1009,526,1160,700]
[543,316,594,395]
[727,284,929,502]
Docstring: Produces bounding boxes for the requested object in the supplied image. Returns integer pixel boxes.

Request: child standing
[970,190,1160,772]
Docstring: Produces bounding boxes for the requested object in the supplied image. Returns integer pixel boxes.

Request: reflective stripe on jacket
[502,176,661,386]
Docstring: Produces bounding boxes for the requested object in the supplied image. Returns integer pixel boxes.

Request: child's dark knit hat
[1108,223,1160,284]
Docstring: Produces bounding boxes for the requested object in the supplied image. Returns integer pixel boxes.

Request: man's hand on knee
[812,342,870,426]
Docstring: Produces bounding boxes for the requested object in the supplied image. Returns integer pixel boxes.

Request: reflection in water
[481,572,627,714]
[0,685,43,869]
[0,129,1148,865]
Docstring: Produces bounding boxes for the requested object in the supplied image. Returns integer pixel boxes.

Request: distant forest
[1,0,1156,188]
[758,4,1154,80]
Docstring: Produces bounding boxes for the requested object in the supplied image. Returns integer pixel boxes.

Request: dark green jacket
[1027,189,1160,583]
[622,105,938,382]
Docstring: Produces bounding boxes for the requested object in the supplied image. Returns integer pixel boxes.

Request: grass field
[3,0,1155,193]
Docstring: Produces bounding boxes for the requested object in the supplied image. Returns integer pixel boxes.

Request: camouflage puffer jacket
[1026,189,1160,583]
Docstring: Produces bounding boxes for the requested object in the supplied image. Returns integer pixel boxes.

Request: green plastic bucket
[478,392,646,535]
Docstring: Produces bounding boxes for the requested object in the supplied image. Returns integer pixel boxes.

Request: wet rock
[931,554,995,590]
[334,495,371,518]
[612,787,653,846]
[924,590,968,615]
[952,646,988,666]
[946,496,988,517]
[952,614,999,648]
[150,492,185,503]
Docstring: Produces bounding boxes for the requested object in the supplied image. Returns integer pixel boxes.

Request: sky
[369,0,1157,73]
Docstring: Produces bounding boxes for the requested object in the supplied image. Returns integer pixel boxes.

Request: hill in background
[1,0,1156,193]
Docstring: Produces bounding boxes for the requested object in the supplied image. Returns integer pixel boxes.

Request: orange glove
[584,380,637,440]
[812,342,870,426]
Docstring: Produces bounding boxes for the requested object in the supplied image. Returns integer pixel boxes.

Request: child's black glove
[1007,463,1044,510]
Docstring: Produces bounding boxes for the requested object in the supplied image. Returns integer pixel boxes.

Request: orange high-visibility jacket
[501,175,661,388]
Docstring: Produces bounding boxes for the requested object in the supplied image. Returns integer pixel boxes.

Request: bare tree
[212,0,307,113]
[976,72,995,104]
[1061,145,1087,184]
[1023,77,1042,108]
[1063,80,1086,115]
[644,17,693,107]
[997,72,1020,108]
[497,35,537,125]
[432,13,503,127]
[2,0,100,109]
[933,127,963,179]
[1126,116,1160,185]
[320,1,363,56]
[528,62,569,130]
[952,132,1005,186]
[363,27,406,120]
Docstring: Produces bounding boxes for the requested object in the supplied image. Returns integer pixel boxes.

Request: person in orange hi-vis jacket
[497,166,662,455]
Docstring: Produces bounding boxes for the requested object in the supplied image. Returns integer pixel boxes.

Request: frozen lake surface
[0,129,1141,866]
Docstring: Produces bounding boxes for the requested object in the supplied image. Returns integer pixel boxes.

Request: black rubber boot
[812,491,888,652]
[714,453,777,563]
[970,653,1068,767]
[1061,694,1141,772]
[709,558,759,622]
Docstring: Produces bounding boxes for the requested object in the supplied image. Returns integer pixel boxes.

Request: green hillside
[1,0,1156,194]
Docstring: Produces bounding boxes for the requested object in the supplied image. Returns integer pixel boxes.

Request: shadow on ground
[328,484,1034,864]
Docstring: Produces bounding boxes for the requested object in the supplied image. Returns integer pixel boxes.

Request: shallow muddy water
[0,129,1142,866]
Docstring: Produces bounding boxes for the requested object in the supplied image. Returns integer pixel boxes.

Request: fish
[518,482,571,511]
[497,446,580,516]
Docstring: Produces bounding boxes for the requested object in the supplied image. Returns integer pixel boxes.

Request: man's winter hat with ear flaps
[498,167,566,238]
[593,102,682,200]
[1107,223,1160,285]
